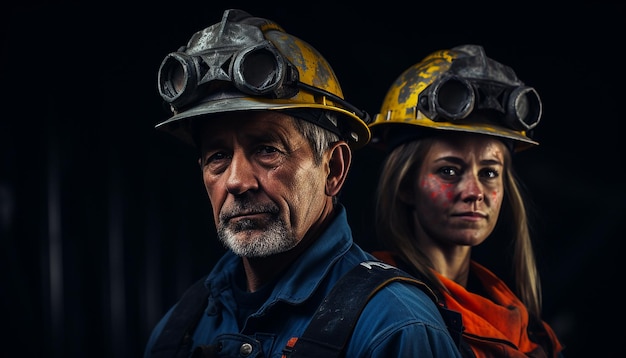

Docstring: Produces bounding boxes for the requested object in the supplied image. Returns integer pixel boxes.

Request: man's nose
[225,151,258,195]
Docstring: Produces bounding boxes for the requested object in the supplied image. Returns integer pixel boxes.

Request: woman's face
[408,133,507,248]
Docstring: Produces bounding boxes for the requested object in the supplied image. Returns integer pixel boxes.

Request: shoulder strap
[149,262,467,358]
[282,260,465,358]
[149,275,210,358]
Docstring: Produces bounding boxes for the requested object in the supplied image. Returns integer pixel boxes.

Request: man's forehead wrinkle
[201,115,300,150]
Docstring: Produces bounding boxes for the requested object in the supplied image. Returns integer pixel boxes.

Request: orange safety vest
[373,252,564,358]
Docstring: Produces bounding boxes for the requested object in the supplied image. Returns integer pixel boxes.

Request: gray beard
[217,216,298,257]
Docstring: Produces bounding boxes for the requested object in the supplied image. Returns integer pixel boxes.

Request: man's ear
[325,141,351,196]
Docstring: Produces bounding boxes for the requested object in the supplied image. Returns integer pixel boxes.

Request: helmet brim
[369,120,538,152]
[156,97,371,149]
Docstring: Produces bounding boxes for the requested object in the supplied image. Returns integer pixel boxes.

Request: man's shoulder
[365,279,445,321]
[352,261,445,324]
[321,260,446,327]
[337,261,462,356]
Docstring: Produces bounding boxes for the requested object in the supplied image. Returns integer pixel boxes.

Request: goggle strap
[297,83,371,124]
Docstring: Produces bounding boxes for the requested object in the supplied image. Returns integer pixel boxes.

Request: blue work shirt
[144,205,462,357]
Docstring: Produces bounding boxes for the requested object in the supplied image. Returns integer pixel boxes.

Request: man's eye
[204,152,228,165]
[258,146,279,155]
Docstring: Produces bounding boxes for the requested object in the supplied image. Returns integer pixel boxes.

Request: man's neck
[242,205,337,292]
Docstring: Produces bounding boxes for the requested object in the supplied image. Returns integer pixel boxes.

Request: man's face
[198,111,331,257]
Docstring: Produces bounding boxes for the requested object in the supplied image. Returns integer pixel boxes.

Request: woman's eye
[481,168,499,178]
[439,166,459,177]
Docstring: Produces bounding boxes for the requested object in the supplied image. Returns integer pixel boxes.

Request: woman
[368,44,564,357]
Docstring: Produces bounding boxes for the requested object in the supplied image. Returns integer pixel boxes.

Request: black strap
[149,261,467,358]
[150,275,210,358]
[282,260,464,358]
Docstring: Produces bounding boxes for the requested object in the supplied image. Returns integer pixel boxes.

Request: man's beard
[217,202,298,257]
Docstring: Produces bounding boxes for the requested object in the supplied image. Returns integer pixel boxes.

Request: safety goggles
[157,41,370,123]
[158,41,299,108]
[417,75,542,131]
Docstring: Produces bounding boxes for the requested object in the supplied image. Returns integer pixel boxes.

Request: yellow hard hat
[369,44,541,152]
[156,9,371,148]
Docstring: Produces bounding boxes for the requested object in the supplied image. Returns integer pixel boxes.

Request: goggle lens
[158,53,197,105]
[434,78,474,120]
[232,44,293,97]
[507,87,541,130]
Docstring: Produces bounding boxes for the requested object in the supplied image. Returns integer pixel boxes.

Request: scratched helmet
[369,44,542,152]
[156,9,371,148]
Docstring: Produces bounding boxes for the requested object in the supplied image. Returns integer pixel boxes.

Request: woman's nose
[460,175,484,203]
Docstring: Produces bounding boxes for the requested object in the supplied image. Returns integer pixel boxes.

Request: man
[144,9,462,358]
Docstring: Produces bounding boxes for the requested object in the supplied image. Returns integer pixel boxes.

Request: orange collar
[435,261,563,357]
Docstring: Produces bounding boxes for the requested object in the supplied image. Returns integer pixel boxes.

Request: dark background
[2,1,624,357]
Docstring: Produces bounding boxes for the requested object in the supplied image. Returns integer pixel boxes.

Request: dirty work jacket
[144,205,462,357]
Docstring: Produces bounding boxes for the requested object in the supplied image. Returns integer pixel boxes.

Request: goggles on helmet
[157,40,370,123]
[417,74,542,131]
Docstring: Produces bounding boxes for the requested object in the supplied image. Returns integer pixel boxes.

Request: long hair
[374,138,543,319]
